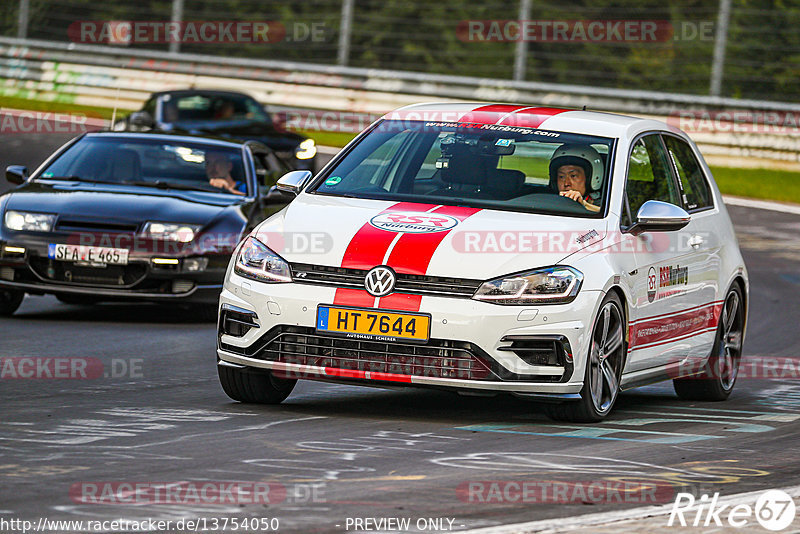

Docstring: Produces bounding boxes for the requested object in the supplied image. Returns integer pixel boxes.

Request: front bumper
[216,272,604,396]
[0,236,227,304]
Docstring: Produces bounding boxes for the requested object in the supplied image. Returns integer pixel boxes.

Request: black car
[116,89,317,171]
[0,132,294,319]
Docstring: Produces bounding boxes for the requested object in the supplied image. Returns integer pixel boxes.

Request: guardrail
[2,36,799,168]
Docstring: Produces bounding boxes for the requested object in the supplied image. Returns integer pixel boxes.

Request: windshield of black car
[162,94,272,125]
[39,137,249,195]
[310,120,614,217]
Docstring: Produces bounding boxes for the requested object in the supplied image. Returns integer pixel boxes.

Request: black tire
[673,285,744,401]
[546,292,626,423]
[56,294,99,305]
[218,364,296,404]
[0,288,24,316]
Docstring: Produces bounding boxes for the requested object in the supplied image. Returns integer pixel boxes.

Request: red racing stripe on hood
[384,206,482,276]
[378,206,481,311]
[333,202,438,307]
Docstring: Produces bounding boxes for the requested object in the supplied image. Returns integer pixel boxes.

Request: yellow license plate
[316,305,430,343]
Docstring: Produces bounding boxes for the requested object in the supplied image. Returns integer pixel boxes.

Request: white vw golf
[216,103,748,421]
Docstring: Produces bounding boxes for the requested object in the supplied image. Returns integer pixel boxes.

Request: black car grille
[290,263,483,298]
[55,218,139,234]
[29,257,147,287]
[220,326,570,382]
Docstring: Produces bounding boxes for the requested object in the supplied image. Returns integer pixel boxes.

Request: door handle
[688,235,704,248]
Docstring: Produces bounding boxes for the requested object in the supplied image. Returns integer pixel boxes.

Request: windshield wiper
[125,180,222,193]
[41,176,123,185]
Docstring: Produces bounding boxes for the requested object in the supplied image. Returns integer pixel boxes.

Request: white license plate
[48,244,129,265]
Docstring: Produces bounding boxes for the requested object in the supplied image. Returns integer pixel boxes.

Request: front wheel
[0,288,24,316]
[546,293,625,422]
[218,364,296,404]
[673,285,744,401]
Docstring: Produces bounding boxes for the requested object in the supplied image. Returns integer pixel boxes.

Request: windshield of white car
[39,137,249,195]
[310,120,614,217]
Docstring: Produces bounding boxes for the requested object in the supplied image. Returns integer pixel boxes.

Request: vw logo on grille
[364,266,396,297]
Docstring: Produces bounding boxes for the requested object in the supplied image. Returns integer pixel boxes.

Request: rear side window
[663,136,713,211]
[625,135,681,217]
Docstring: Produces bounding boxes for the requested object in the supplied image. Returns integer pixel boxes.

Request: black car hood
[5,181,243,228]
[168,120,305,152]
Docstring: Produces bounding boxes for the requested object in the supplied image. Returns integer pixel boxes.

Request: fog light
[0,267,14,281]
[171,280,194,293]
[183,257,208,272]
[3,246,25,254]
[152,258,179,266]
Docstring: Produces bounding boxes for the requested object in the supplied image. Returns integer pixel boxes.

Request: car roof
[151,89,254,99]
[84,131,253,149]
[381,102,684,139]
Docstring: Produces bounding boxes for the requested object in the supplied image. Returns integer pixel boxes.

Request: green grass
[297,130,357,148]
[709,166,800,204]
[0,96,117,120]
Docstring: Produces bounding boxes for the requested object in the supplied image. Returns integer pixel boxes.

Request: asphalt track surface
[1,133,800,533]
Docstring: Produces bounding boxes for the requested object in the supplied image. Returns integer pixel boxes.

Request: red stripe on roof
[498,107,570,128]
[457,104,529,125]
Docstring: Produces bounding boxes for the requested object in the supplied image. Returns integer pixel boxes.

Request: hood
[5,181,242,229]
[168,120,304,152]
[254,193,608,281]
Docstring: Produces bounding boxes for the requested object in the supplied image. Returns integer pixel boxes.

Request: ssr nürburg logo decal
[369,212,459,233]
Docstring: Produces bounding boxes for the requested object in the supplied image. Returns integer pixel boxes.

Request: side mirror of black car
[262,185,296,204]
[129,111,155,129]
[6,166,28,185]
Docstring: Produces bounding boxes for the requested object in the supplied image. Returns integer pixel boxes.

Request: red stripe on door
[628,302,722,351]
[499,107,570,128]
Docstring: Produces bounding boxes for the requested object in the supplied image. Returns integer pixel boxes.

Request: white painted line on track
[460,484,800,533]
[723,195,800,215]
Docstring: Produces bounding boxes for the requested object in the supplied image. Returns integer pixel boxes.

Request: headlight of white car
[141,222,201,243]
[4,210,57,232]
[234,236,292,283]
[472,266,583,304]
[295,138,317,160]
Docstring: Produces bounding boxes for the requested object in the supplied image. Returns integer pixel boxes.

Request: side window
[253,151,286,188]
[663,136,713,211]
[143,98,156,116]
[625,135,681,217]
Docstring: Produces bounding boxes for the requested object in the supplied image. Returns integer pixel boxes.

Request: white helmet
[548,144,605,195]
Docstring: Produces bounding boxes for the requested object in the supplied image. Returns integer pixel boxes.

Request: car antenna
[110,86,121,130]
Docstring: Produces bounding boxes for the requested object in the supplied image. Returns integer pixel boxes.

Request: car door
[622,134,697,371]
[662,133,722,363]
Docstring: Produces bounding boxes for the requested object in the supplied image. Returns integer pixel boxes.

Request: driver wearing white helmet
[548,144,603,213]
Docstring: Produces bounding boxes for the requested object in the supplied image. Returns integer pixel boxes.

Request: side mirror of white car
[276,170,313,195]
[629,200,691,235]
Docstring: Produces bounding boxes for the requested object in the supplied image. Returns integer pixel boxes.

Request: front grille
[291,263,482,298]
[221,326,570,382]
[261,330,493,381]
[29,257,147,287]
[55,219,139,233]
